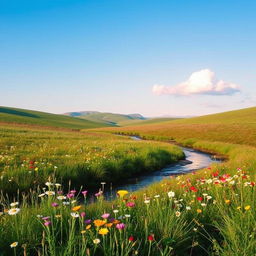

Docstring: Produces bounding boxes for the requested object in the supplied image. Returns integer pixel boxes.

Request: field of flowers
[1,158,256,255]
[0,125,184,195]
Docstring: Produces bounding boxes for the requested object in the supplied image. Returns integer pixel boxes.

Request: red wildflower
[212,171,219,177]
[197,197,203,201]
[148,235,154,241]
[189,186,198,192]
[128,236,134,242]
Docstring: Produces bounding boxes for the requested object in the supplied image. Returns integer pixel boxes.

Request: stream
[103,136,221,200]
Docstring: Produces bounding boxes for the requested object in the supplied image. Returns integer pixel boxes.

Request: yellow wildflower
[86,224,91,230]
[197,209,202,213]
[245,205,251,211]
[225,200,231,204]
[99,228,109,235]
[72,205,82,212]
[117,190,128,198]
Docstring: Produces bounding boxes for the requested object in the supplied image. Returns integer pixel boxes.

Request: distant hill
[64,111,146,126]
[119,117,181,126]
[0,106,113,129]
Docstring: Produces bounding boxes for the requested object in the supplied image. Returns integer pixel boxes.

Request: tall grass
[0,125,184,194]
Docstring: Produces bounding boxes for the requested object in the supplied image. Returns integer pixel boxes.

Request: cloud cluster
[152,69,240,96]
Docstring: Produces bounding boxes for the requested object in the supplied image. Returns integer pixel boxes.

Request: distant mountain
[0,106,113,129]
[64,111,146,126]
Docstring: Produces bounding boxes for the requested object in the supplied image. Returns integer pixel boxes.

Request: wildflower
[197,197,203,201]
[126,202,135,208]
[57,195,66,200]
[51,202,58,207]
[245,205,251,211]
[95,191,103,197]
[86,224,91,230]
[168,191,175,198]
[189,186,198,192]
[154,195,160,198]
[116,223,126,229]
[10,202,19,207]
[99,228,109,235]
[101,213,110,219]
[237,206,241,210]
[175,211,181,217]
[67,193,75,199]
[105,223,113,227]
[144,200,150,204]
[10,242,18,248]
[117,190,129,198]
[113,209,119,214]
[45,182,53,187]
[45,191,55,196]
[94,219,106,227]
[125,214,131,218]
[148,235,154,241]
[44,221,52,226]
[8,208,20,215]
[197,209,202,213]
[70,213,79,218]
[80,212,86,218]
[129,236,134,242]
[85,219,92,224]
[186,206,191,210]
[55,214,62,218]
[206,196,212,200]
[38,193,46,197]
[225,200,231,204]
[63,201,70,205]
[55,183,61,188]
[42,216,50,220]
[81,230,86,234]
[72,205,82,211]
[82,190,88,196]
[93,238,101,244]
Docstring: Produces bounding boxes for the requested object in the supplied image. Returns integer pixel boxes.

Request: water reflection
[103,139,221,200]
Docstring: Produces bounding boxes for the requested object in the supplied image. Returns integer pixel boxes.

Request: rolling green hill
[118,117,181,126]
[0,106,113,129]
[100,106,256,147]
[64,111,146,126]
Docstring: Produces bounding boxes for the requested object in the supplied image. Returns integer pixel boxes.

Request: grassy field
[1,107,256,255]
[0,124,183,195]
[0,106,113,129]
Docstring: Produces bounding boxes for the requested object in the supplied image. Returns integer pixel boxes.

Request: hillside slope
[0,106,113,129]
[100,107,256,147]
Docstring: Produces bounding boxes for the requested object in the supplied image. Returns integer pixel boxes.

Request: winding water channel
[104,136,221,200]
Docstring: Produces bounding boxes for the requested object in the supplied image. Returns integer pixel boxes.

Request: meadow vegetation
[1,107,256,255]
[0,124,183,195]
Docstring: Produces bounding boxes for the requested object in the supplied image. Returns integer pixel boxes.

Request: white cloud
[152,69,240,96]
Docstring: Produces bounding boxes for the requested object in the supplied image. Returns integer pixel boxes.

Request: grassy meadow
[1,107,256,255]
[0,106,112,129]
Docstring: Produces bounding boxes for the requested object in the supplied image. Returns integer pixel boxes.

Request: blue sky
[0,0,255,117]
